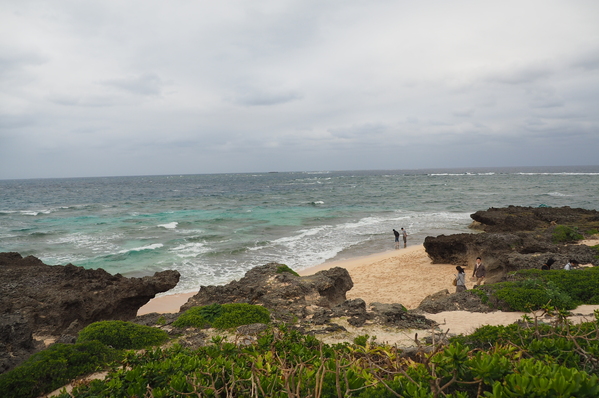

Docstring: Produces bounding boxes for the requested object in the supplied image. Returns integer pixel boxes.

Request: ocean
[1,166,598,295]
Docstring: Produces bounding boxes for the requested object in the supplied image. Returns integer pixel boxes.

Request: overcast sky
[1,1,598,179]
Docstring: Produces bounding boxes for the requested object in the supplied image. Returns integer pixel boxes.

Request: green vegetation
[276,264,300,276]
[5,306,599,397]
[173,303,270,329]
[586,228,599,235]
[51,316,599,398]
[77,320,169,349]
[552,224,584,243]
[476,267,599,311]
[0,341,118,398]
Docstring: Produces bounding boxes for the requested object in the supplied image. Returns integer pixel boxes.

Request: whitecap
[170,242,210,258]
[547,192,572,197]
[119,243,164,254]
[158,222,178,229]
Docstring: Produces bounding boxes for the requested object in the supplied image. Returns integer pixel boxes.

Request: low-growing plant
[592,245,599,260]
[491,282,575,311]
[211,303,271,329]
[0,341,118,398]
[353,334,370,347]
[173,303,270,329]
[58,318,599,398]
[469,288,489,305]
[276,264,300,276]
[77,320,169,349]
[552,224,584,243]
[486,267,599,311]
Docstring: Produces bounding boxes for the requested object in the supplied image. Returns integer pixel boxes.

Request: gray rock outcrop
[181,263,353,322]
[0,252,180,373]
[423,206,599,280]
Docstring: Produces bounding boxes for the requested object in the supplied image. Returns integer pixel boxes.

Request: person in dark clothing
[393,229,400,249]
[541,258,555,270]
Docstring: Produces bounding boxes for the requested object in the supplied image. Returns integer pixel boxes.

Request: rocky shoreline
[2,205,598,374]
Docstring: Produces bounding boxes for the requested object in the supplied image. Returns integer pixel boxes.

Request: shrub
[516,267,599,305]
[487,268,599,311]
[211,303,271,329]
[469,288,490,305]
[173,303,270,329]
[552,225,583,243]
[77,320,169,349]
[0,341,117,398]
[276,264,300,277]
[491,282,575,311]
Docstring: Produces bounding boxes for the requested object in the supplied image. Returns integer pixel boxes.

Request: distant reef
[0,252,179,373]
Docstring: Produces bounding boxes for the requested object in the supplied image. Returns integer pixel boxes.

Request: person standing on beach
[401,228,408,248]
[472,257,486,286]
[393,229,400,249]
[455,266,467,293]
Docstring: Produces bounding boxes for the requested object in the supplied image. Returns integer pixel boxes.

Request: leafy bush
[515,267,599,305]
[552,225,584,243]
[59,321,599,398]
[77,320,169,349]
[212,303,271,329]
[490,281,575,311]
[173,303,270,329]
[469,287,489,305]
[0,341,117,398]
[276,264,300,276]
[486,268,599,311]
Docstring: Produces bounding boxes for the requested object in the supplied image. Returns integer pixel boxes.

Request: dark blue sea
[1,166,598,295]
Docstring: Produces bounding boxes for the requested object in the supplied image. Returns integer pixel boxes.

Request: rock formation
[181,263,353,320]
[180,263,435,330]
[0,252,180,373]
[416,289,491,314]
[424,206,599,280]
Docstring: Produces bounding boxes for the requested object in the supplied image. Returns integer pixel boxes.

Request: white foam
[170,242,210,258]
[158,222,178,229]
[119,243,164,254]
[548,192,572,197]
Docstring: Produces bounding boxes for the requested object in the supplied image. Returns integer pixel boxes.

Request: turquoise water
[1,166,598,294]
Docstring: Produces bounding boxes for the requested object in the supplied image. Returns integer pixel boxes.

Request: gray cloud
[102,73,164,96]
[231,88,303,106]
[1,0,598,179]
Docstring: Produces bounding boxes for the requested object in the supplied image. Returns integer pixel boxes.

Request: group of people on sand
[454,257,486,293]
[392,228,408,249]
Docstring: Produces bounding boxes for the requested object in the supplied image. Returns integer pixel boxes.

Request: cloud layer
[1,0,598,178]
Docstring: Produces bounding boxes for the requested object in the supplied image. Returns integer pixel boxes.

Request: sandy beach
[139,244,463,315]
[138,243,599,342]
